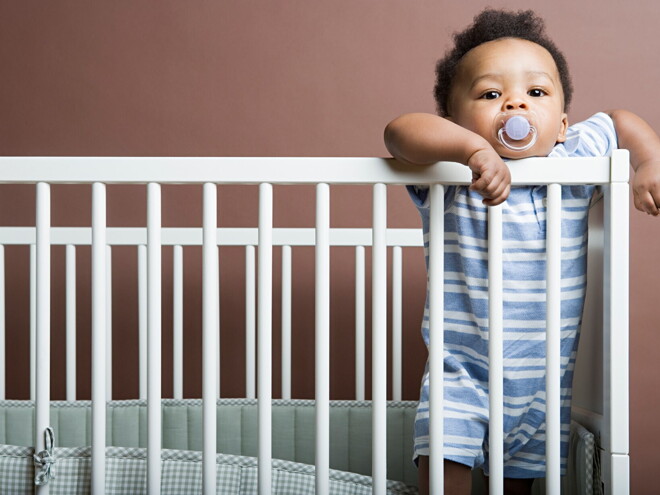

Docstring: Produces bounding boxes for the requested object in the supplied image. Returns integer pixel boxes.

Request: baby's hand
[466,148,511,206]
[632,161,660,216]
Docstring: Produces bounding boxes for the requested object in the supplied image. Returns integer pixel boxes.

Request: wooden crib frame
[0,154,629,495]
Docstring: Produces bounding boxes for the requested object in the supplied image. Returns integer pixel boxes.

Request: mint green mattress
[0,399,419,494]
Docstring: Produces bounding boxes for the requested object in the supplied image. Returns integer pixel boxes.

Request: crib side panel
[0,156,626,495]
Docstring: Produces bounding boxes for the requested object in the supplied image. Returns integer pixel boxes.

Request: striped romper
[407,113,617,478]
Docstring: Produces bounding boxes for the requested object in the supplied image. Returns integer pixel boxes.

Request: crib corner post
[602,150,630,495]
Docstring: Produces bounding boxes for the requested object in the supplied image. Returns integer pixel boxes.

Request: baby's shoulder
[551,113,617,158]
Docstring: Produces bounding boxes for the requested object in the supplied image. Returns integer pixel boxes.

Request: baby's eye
[480,91,501,100]
[528,88,547,97]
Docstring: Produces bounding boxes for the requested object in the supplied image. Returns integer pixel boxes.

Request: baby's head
[436,9,573,158]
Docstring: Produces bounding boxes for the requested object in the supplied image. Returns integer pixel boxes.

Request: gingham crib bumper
[0,444,418,495]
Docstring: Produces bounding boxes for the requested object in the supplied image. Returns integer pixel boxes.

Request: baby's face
[447,38,568,159]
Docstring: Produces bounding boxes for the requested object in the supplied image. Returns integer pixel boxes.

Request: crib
[0,154,629,494]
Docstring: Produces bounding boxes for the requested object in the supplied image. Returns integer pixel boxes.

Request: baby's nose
[504,98,528,111]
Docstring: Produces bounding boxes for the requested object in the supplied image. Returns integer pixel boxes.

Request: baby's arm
[384,113,511,206]
[608,110,660,216]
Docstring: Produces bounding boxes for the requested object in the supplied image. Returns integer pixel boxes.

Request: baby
[384,9,660,495]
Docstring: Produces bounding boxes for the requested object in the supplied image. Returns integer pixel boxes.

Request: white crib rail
[0,153,629,495]
[0,155,613,185]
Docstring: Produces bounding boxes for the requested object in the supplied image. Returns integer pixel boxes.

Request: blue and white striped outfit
[407,113,617,478]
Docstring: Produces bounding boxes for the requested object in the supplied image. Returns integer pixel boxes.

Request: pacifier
[494,112,538,152]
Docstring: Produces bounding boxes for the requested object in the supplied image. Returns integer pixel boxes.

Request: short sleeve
[406,185,429,208]
[558,112,618,157]
[406,184,458,211]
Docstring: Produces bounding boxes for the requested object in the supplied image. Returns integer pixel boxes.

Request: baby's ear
[556,113,569,143]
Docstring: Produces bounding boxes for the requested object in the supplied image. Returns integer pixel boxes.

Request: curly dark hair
[435,9,573,116]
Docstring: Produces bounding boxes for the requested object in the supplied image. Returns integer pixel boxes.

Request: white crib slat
[429,184,444,495]
[173,245,183,400]
[245,245,256,399]
[316,183,330,495]
[147,183,162,495]
[217,244,221,399]
[35,182,51,495]
[355,246,365,401]
[66,245,76,402]
[203,183,218,494]
[91,182,107,495]
[106,245,112,401]
[545,183,562,495]
[138,245,147,400]
[372,183,387,495]
[281,245,292,400]
[0,245,4,400]
[258,183,273,495]
[30,244,36,401]
[488,205,504,495]
[392,246,402,402]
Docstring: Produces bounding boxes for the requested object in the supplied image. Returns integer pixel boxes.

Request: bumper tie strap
[34,427,56,486]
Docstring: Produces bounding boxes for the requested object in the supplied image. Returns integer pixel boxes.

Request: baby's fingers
[482,184,511,206]
[466,148,511,204]
[470,168,510,201]
[634,188,660,216]
[632,163,660,216]
[469,173,497,195]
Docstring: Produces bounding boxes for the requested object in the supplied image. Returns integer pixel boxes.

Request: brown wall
[1,1,659,492]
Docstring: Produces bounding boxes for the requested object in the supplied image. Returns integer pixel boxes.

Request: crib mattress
[0,444,418,494]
